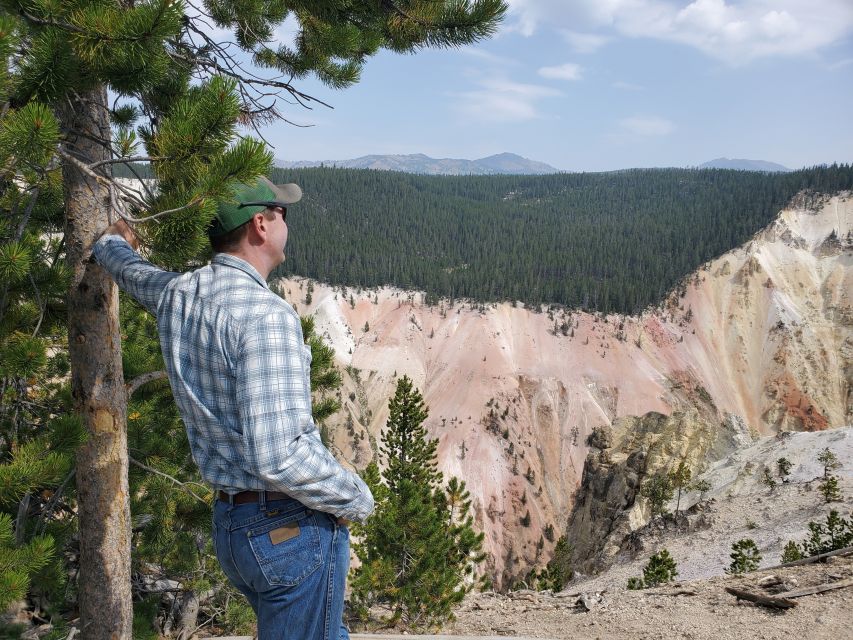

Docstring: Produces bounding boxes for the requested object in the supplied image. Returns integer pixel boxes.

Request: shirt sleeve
[92,235,180,314]
[235,309,375,523]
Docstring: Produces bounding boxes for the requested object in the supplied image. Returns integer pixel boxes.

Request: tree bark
[62,85,133,640]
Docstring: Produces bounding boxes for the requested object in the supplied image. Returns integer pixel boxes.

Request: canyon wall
[278,192,852,587]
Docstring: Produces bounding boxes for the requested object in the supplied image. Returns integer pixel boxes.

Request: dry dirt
[433,555,853,640]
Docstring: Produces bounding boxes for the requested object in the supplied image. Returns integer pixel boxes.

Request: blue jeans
[213,494,350,640]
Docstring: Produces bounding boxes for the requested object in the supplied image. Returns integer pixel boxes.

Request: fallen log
[763,545,853,570]
[724,587,797,609]
[782,578,853,599]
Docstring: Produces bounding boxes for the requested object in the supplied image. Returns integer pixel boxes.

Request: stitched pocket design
[247,509,322,587]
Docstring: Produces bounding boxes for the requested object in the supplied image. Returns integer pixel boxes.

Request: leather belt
[218,490,289,505]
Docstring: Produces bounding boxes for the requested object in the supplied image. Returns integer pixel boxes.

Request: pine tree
[351,376,484,630]
[817,448,840,478]
[776,457,792,480]
[668,460,691,513]
[2,2,506,636]
[781,540,802,563]
[641,474,674,518]
[641,549,678,587]
[818,475,842,503]
[799,510,853,557]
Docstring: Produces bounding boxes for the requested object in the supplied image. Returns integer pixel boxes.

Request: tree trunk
[62,85,132,640]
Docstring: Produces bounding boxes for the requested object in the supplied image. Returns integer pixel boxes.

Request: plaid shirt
[94,235,374,523]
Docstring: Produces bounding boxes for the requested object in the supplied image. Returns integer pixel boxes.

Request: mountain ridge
[275,151,560,175]
[699,157,791,172]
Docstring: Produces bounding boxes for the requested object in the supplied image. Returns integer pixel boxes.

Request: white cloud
[537,63,583,81]
[618,116,676,136]
[505,0,853,64]
[455,78,562,122]
[560,30,610,53]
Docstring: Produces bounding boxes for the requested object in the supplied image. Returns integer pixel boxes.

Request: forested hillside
[269,164,853,312]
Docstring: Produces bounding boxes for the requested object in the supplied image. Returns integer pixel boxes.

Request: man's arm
[235,310,374,523]
[92,220,180,314]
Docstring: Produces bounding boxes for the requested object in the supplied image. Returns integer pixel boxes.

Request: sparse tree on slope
[668,460,691,513]
[641,474,674,518]
[727,538,761,574]
[817,447,840,478]
[1,1,506,635]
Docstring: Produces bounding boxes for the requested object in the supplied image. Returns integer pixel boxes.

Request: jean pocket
[247,509,322,587]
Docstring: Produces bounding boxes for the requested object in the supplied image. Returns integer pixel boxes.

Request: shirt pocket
[246,508,323,587]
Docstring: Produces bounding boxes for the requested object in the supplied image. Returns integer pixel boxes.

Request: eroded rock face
[277,192,852,588]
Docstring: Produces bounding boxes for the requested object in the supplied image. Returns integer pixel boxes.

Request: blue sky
[253,0,853,172]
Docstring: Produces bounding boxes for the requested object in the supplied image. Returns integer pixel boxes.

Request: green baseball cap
[209,176,302,238]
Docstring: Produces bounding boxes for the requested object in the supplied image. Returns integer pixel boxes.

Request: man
[93,176,374,639]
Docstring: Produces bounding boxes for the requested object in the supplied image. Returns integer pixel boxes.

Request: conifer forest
[266,163,853,313]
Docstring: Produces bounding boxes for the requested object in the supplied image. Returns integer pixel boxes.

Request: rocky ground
[438,554,852,640]
[358,428,853,640]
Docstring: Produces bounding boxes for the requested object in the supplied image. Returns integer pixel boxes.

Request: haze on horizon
[246,0,853,173]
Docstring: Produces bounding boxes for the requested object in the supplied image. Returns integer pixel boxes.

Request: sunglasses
[239,201,287,222]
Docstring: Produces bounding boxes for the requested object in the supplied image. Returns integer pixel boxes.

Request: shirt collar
[212,253,269,289]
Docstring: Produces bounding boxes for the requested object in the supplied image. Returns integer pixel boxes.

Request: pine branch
[129,456,209,504]
[126,370,169,396]
[29,272,46,337]
[35,471,75,536]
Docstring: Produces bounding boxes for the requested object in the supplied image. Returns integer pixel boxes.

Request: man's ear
[249,212,268,237]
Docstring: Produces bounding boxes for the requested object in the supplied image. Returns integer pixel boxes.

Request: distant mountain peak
[275,152,559,175]
[700,158,791,172]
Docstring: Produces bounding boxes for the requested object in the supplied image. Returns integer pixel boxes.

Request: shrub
[776,457,792,479]
[626,577,645,590]
[727,539,761,574]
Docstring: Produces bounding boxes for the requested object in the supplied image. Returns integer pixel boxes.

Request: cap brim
[259,176,302,205]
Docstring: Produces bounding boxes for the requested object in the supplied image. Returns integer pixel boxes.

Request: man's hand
[337,517,350,527]
[102,219,139,251]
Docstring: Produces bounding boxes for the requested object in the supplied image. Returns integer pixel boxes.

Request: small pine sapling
[641,475,674,518]
[627,577,645,590]
[799,510,853,557]
[668,460,692,513]
[761,467,777,489]
[727,538,761,574]
[641,549,678,587]
[816,448,840,478]
[781,541,803,564]
[818,475,842,503]
[776,457,792,480]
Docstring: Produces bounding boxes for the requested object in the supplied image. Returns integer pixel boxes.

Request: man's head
[209,176,302,254]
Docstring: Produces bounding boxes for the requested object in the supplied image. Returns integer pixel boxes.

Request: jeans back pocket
[247,508,323,587]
